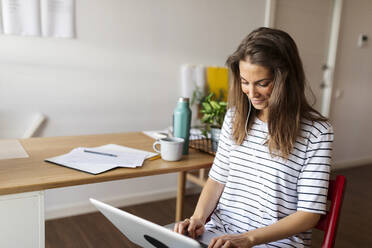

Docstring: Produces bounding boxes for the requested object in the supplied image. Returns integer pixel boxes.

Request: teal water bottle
[173,97,192,155]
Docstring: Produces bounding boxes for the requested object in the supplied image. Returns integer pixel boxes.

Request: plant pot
[211,128,221,152]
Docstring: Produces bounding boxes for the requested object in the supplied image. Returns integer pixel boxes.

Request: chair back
[315,175,347,248]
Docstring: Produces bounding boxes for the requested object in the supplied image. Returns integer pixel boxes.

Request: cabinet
[0,191,44,248]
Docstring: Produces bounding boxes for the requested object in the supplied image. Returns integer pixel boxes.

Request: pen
[84,150,117,157]
[148,154,161,161]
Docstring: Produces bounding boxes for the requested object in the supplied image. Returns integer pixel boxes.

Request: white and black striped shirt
[206,109,333,248]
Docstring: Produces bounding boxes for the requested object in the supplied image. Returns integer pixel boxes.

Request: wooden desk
[0,132,213,248]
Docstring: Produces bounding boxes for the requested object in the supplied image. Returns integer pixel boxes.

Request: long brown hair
[226,27,327,159]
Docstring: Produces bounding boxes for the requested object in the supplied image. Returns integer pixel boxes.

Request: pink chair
[315,175,347,248]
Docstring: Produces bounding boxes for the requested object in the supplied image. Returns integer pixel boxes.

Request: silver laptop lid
[90,198,203,248]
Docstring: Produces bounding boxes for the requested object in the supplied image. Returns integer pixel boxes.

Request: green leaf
[199,91,227,129]
[202,102,212,112]
[219,101,227,107]
[210,101,220,110]
[201,114,210,123]
[206,92,214,101]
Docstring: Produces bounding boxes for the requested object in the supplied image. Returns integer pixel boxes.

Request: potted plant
[200,93,227,152]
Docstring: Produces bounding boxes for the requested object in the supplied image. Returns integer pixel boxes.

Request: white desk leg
[0,191,45,248]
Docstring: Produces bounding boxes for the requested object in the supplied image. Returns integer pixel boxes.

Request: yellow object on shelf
[206,67,229,101]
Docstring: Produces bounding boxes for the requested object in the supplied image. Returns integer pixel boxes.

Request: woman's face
[239,59,274,113]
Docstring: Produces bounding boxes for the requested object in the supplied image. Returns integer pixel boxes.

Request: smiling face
[239,59,274,121]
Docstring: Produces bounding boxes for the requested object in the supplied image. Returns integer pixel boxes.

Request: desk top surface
[0,132,214,195]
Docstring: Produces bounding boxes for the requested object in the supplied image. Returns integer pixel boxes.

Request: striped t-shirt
[206,109,333,248]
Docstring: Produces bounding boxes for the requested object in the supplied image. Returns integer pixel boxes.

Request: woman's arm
[174,178,225,238]
[192,177,225,223]
[175,109,233,238]
[209,211,320,248]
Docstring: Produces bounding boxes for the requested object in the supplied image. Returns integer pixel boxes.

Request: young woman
[174,27,333,248]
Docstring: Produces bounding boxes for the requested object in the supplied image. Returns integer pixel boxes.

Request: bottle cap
[178,97,189,103]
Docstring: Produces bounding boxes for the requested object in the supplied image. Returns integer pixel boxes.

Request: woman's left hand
[208,233,253,248]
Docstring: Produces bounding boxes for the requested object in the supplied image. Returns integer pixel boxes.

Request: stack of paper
[142,130,168,140]
[45,144,157,175]
[180,64,206,99]
[0,139,29,160]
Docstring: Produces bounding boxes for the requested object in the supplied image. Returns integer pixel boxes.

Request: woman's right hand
[174,217,205,239]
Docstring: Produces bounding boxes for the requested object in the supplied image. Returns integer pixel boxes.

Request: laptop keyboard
[199,241,208,248]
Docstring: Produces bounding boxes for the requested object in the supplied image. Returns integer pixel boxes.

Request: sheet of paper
[46,147,147,174]
[81,147,146,168]
[0,139,29,160]
[41,0,75,38]
[95,144,158,159]
[189,128,211,140]
[47,152,118,174]
[45,144,156,175]
[1,0,41,36]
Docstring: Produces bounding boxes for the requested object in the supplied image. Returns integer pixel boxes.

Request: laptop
[90,198,216,248]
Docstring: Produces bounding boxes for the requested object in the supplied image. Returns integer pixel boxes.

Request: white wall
[330,0,372,168]
[273,0,372,169]
[0,0,266,218]
[274,0,332,111]
[3,0,369,219]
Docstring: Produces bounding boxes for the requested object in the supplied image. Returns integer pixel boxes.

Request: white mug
[153,137,184,161]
